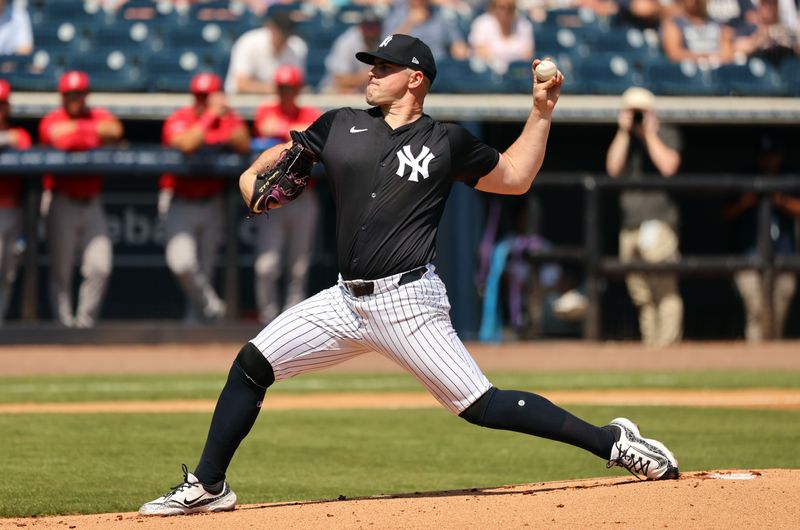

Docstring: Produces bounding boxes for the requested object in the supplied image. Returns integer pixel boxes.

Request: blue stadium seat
[505,58,585,94]
[295,16,349,51]
[714,59,787,96]
[67,49,148,92]
[91,20,161,57]
[574,54,640,94]
[541,7,599,30]
[4,57,60,92]
[39,0,104,25]
[779,57,800,96]
[534,27,581,58]
[33,21,89,56]
[146,50,212,92]
[305,48,328,91]
[161,19,236,54]
[645,60,717,96]
[431,59,508,94]
[581,26,654,64]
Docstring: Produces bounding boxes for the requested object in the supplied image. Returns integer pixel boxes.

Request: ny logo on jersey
[396,145,435,182]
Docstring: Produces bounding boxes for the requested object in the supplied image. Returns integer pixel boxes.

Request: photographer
[606,87,684,347]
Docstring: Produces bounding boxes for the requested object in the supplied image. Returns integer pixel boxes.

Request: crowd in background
[0,0,799,94]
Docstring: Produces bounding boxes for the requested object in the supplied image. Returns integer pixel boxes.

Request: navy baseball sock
[194,361,267,486]
[460,387,616,459]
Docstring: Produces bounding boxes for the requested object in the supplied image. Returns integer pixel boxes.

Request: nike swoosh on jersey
[350,127,368,133]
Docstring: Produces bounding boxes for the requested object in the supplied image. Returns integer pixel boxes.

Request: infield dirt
[1,341,798,529]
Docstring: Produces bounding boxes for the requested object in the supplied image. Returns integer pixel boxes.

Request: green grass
[1,406,799,517]
[1,370,799,403]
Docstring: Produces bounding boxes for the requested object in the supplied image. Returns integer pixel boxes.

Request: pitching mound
[3,469,797,529]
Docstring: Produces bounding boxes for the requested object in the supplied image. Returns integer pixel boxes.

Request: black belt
[344,266,427,297]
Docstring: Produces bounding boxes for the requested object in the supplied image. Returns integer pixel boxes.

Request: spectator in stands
[734,0,800,66]
[160,72,251,323]
[468,0,534,74]
[224,9,307,94]
[0,79,31,326]
[0,0,33,56]
[252,65,322,324]
[383,0,471,61]
[723,134,800,342]
[606,87,684,347]
[320,9,384,93]
[706,0,755,32]
[615,0,667,29]
[661,0,736,65]
[39,71,124,328]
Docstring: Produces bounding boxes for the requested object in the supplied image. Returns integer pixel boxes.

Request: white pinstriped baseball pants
[250,264,492,414]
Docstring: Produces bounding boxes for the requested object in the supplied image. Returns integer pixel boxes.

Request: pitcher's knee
[235,342,275,389]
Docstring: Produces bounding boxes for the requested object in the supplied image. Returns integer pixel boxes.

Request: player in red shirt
[38,71,124,328]
[160,72,250,322]
[0,79,33,325]
[252,65,322,323]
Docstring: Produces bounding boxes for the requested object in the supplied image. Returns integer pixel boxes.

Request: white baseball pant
[165,195,225,321]
[46,194,113,327]
[0,207,23,323]
[250,264,492,414]
[254,190,319,324]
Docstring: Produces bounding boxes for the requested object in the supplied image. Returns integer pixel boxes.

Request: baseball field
[1,341,799,529]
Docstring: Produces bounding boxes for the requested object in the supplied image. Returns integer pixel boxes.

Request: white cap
[620,87,655,110]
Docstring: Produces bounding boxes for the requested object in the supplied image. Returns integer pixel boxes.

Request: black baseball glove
[248,143,315,215]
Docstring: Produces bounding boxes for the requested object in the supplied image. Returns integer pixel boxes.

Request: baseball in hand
[535,60,557,82]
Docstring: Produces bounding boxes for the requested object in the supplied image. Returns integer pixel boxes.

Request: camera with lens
[632,109,643,125]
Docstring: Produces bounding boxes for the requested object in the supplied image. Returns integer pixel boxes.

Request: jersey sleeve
[162,110,188,145]
[445,123,500,187]
[289,108,340,160]
[14,128,32,150]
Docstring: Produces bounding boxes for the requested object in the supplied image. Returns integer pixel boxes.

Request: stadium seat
[4,57,59,92]
[581,26,654,65]
[714,59,787,96]
[645,60,717,96]
[534,27,581,58]
[67,49,148,92]
[39,0,104,25]
[33,21,89,55]
[431,58,507,94]
[505,58,585,94]
[541,7,599,29]
[146,50,212,92]
[574,54,641,94]
[162,20,236,54]
[91,20,161,57]
[779,57,800,96]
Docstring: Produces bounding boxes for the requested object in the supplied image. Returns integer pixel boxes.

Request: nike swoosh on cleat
[182,494,206,506]
[350,127,368,133]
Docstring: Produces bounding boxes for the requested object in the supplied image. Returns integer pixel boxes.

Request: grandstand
[0,0,796,96]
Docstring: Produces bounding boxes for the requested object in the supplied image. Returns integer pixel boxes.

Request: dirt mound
[3,469,797,529]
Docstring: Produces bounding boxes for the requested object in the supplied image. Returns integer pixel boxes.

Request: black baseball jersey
[290,107,499,281]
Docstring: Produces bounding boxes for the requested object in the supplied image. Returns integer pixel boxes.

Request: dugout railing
[1,148,798,341]
[530,172,800,340]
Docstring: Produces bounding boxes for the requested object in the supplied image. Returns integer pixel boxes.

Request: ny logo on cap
[379,35,393,48]
[396,145,435,182]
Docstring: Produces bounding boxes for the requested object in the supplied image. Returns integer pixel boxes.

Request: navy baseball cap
[356,34,437,83]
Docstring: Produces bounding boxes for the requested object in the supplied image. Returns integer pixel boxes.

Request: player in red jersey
[0,79,33,325]
[251,65,322,323]
[160,72,250,323]
[38,71,124,328]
